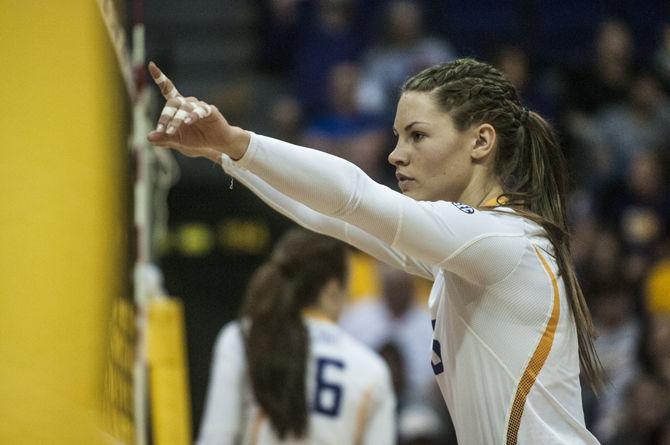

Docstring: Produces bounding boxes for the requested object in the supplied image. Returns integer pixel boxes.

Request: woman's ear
[471,123,496,161]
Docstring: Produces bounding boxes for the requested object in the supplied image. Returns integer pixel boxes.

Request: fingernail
[156,123,165,132]
[184,117,192,124]
[166,125,175,135]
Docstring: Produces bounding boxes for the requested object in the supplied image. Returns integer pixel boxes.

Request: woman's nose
[388,144,408,167]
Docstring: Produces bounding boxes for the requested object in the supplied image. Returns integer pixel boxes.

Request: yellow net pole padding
[0,2,125,443]
[147,297,192,445]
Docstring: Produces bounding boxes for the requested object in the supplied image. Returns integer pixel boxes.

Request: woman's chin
[403,189,421,200]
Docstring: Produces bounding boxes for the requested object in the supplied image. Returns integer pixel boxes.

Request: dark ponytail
[240,229,347,439]
[510,111,604,390]
[403,59,603,389]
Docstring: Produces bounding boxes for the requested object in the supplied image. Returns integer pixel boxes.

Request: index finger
[148,61,182,99]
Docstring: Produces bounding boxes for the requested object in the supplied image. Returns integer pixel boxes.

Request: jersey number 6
[313,357,345,417]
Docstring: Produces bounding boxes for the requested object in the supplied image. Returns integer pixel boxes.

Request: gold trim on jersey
[353,386,373,445]
[505,245,560,444]
[480,196,509,208]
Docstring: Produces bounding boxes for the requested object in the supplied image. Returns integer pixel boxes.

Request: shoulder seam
[484,237,531,289]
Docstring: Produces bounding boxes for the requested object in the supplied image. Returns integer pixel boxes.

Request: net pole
[95,0,136,101]
[97,1,157,443]
[130,0,153,442]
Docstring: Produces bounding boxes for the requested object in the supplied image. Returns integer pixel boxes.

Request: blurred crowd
[252,1,670,444]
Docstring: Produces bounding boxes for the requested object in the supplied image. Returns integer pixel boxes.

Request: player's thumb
[147,130,172,145]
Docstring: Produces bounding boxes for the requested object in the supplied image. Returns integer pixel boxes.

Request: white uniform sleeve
[221,154,435,280]
[361,365,397,445]
[231,133,526,284]
[197,322,245,445]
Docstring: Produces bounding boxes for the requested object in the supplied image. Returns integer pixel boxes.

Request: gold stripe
[505,246,560,444]
[353,387,373,445]
[249,410,265,445]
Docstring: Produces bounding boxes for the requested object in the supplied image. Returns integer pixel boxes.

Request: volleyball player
[197,229,396,445]
[148,58,603,444]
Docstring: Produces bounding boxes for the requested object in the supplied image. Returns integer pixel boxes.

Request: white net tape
[96,0,136,99]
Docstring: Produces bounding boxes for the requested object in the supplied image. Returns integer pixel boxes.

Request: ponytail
[240,229,348,439]
[242,262,309,439]
[503,111,604,390]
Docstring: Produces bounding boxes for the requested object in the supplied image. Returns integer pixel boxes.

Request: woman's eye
[411,132,425,142]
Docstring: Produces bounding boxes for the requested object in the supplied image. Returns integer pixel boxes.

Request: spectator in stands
[562,19,636,183]
[595,72,670,180]
[568,193,600,277]
[301,61,388,181]
[658,417,670,445]
[493,44,557,121]
[643,313,670,386]
[607,374,670,445]
[356,0,456,118]
[594,150,670,286]
[339,263,434,405]
[565,19,635,116]
[261,0,366,113]
[579,229,623,292]
[587,280,641,442]
[267,94,303,143]
[259,0,301,73]
[654,22,670,92]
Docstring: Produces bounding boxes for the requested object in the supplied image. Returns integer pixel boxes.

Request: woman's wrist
[215,125,250,161]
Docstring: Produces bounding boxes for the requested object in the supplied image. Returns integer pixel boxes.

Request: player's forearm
[223,159,434,279]
[231,133,401,244]
[222,156,348,237]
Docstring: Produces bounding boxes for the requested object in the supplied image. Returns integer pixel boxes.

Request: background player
[197,228,396,445]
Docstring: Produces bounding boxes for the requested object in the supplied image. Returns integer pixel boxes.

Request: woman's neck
[458,177,505,209]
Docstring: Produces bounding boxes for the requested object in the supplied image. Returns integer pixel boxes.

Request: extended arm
[147,63,525,277]
[230,133,489,267]
[221,153,434,280]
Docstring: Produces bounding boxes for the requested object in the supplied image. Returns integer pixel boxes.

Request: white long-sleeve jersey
[219,133,601,445]
[197,317,396,445]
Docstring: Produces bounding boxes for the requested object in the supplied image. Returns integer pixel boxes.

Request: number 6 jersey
[197,316,396,445]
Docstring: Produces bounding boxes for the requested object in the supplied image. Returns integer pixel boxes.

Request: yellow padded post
[147,297,192,445]
[0,2,125,443]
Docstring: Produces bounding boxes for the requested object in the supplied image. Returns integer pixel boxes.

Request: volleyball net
[97,1,190,444]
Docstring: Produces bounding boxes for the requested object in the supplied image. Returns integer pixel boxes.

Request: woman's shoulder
[424,200,531,236]
[213,320,245,354]
[307,319,390,376]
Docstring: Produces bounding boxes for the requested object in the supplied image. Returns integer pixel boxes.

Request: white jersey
[197,317,396,445]
[338,299,435,399]
[220,133,602,445]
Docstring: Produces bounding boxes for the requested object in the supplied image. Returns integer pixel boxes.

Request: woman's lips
[396,172,414,191]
